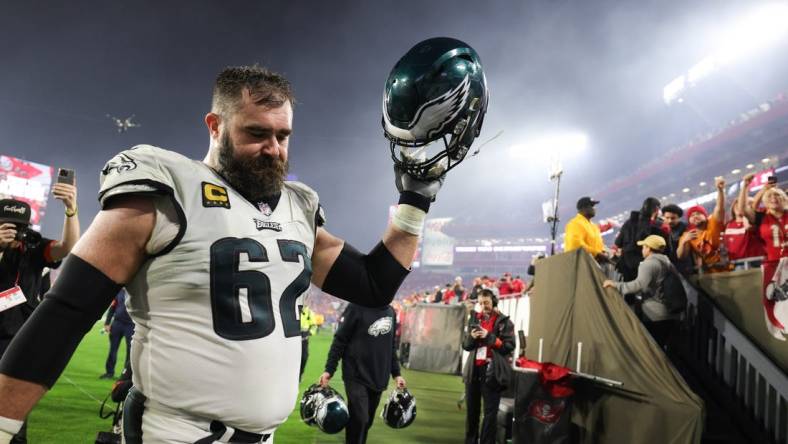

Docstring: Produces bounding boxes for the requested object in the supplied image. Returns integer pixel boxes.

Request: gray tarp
[695,269,788,372]
[525,249,704,444]
[400,304,465,374]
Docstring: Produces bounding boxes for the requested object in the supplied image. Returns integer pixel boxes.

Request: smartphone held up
[57,168,75,185]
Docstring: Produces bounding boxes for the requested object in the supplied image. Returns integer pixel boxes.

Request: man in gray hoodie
[604,235,679,346]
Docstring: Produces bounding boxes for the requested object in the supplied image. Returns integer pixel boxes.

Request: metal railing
[679,280,788,444]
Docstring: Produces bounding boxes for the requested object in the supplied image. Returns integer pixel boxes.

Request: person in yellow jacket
[564,196,609,261]
[300,305,317,380]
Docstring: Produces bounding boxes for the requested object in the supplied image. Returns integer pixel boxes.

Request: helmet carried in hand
[381,387,417,429]
[300,384,350,434]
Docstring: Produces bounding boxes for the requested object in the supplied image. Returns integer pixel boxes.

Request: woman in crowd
[738,174,788,339]
[723,196,765,265]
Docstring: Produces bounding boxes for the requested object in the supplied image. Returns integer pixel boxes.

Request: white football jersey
[99,145,321,434]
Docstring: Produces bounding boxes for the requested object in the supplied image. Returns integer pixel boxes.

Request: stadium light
[746,164,754,169]
[731,168,741,174]
[663,3,788,105]
[716,3,788,64]
[699,181,706,186]
[682,187,691,193]
[762,158,771,163]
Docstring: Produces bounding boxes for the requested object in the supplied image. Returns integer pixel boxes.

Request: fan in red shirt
[739,174,788,340]
[497,273,514,297]
[443,276,466,304]
[510,275,526,296]
[724,196,765,261]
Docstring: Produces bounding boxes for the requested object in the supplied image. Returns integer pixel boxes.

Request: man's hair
[662,203,683,217]
[212,65,295,117]
[640,197,661,221]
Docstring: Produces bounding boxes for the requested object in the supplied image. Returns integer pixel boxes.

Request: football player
[0,37,487,444]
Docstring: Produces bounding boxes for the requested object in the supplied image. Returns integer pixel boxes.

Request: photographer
[461,288,515,444]
[0,181,80,443]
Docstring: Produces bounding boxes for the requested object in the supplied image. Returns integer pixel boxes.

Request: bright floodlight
[663,2,788,105]
[717,3,788,64]
[509,132,588,160]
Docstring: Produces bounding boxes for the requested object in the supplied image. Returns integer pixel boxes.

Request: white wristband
[0,416,22,443]
[392,204,426,235]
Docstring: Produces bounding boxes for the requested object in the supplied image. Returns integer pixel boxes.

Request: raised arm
[712,176,726,223]
[48,182,81,261]
[739,173,757,223]
[311,168,441,308]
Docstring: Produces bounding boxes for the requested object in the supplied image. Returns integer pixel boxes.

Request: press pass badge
[0,286,26,313]
[475,346,488,360]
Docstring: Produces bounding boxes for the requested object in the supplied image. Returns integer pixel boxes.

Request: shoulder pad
[284,181,325,226]
[98,145,193,208]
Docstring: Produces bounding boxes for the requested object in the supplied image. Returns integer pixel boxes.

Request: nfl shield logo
[257,202,273,216]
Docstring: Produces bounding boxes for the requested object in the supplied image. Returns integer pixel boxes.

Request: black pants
[344,379,383,444]
[465,363,501,444]
[299,337,309,380]
[105,321,134,376]
[0,339,26,444]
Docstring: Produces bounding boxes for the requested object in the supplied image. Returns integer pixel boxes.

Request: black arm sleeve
[0,255,121,388]
[324,305,357,376]
[322,242,409,308]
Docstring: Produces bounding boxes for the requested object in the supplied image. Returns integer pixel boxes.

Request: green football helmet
[383,37,489,180]
[299,384,349,434]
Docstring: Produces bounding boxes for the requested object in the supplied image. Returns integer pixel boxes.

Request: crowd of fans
[566,172,784,279]
[565,170,788,345]
[397,273,530,307]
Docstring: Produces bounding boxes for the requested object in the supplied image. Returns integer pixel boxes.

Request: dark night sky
[2,0,786,248]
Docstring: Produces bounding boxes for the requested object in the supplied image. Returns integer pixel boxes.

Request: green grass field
[29,324,468,443]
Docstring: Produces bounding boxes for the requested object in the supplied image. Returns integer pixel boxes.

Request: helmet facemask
[386,95,485,180]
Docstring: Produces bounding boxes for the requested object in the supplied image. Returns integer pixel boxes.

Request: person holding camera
[0,180,80,443]
[461,288,515,444]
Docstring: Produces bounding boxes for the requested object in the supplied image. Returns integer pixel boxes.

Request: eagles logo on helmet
[383,37,489,181]
[381,387,417,429]
[300,384,350,434]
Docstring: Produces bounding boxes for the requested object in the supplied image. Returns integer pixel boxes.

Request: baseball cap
[576,196,600,210]
[637,235,666,251]
[0,199,31,226]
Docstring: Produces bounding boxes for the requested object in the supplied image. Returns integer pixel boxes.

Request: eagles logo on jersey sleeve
[99,145,189,209]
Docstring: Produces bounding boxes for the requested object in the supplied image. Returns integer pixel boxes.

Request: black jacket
[461,310,515,388]
[614,211,670,281]
[0,237,60,340]
[324,304,400,392]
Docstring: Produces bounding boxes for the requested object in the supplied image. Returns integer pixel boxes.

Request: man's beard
[216,131,288,201]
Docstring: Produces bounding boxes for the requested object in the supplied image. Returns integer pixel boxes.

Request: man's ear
[205,112,222,139]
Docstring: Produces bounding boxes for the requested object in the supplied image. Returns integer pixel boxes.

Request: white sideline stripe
[61,375,103,406]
